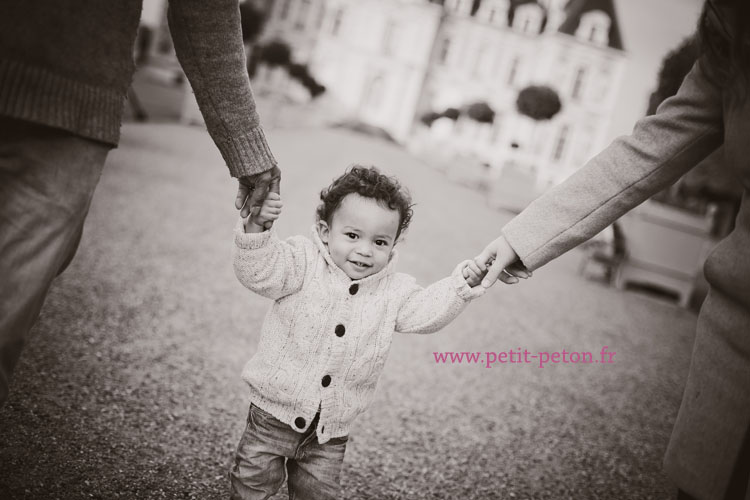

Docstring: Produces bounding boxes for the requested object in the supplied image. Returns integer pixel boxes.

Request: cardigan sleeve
[233,221,310,300]
[167,0,277,178]
[502,58,725,271]
[394,261,485,334]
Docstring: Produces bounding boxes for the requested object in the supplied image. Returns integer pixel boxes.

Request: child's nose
[356,243,373,256]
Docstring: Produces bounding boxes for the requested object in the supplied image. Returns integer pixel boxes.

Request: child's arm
[394,261,486,334]
[244,192,282,233]
[233,193,309,300]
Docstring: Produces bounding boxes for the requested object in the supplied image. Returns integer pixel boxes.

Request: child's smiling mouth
[349,259,372,269]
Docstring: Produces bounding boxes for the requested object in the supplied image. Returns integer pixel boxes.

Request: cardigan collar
[310,225,398,286]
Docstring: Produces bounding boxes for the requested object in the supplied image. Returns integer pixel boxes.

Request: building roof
[558,0,625,50]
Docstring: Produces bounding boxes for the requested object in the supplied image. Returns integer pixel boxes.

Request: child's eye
[346,232,358,239]
[375,240,388,247]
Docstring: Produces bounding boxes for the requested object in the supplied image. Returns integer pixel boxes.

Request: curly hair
[316,165,414,238]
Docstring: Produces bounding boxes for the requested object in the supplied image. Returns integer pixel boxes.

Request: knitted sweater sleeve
[233,221,309,300]
[167,0,277,178]
[395,261,485,334]
[501,59,724,270]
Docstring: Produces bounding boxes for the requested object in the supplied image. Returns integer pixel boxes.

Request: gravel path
[0,123,697,499]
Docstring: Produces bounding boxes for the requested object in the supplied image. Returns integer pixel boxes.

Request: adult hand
[235,166,282,222]
[474,235,531,288]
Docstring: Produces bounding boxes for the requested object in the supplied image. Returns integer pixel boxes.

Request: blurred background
[132,0,736,310]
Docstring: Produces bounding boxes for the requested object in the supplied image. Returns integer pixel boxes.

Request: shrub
[259,40,292,67]
[420,111,442,126]
[466,101,495,124]
[442,107,460,120]
[516,85,562,121]
[240,2,266,43]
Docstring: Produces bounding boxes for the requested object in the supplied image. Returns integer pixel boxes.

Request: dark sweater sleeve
[502,59,724,270]
[167,0,277,178]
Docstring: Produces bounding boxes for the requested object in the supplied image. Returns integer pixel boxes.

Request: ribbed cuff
[452,260,486,301]
[219,126,278,178]
[234,218,275,249]
[0,58,123,145]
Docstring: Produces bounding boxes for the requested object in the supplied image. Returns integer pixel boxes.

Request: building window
[331,8,344,36]
[473,44,489,76]
[438,37,451,65]
[552,125,569,161]
[294,0,311,30]
[280,0,292,21]
[513,4,543,34]
[571,67,586,100]
[507,57,520,86]
[382,21,396,56]
[479,0,509,25]
[316,3,326,30]
[364,75,385,111]
[576,10,611,46]
[492,115,503,143]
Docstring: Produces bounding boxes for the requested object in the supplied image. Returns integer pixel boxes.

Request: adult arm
[480,58,724,284]
[395,262,485,334]
[167,0,280,217]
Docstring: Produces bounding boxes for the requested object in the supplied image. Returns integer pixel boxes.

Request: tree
[646,37,699,115]
[442,107,460,121]
[648,36,742,222]
[516,85,562,121]
[258,40,292,67]
[466,101,495,124]
[420,111,442,126]
[240,2,266,43]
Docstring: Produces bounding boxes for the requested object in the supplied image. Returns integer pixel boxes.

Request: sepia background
[1,0,734,499]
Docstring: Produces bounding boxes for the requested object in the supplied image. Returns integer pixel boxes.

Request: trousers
[0,116,110,405]
[230,403,347,500]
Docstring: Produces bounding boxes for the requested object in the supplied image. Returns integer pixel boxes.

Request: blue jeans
[0,116,109,405]
[230,403,347,500]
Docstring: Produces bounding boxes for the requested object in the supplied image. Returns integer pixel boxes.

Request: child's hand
[244,192,283,233]
[462,259,487,288]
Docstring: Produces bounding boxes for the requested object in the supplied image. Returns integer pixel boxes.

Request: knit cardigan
[232,222,485,443]
[0,0,276,178]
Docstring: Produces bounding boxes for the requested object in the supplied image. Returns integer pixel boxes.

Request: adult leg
[0,117,109,405]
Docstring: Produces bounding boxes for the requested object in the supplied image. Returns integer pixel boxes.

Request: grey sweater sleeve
[502,59,724,271]
[167,0,277,178]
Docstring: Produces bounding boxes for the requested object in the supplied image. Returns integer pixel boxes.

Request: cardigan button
[322,375,331,387]
[335,324,345,337]
[295,417,306,429]
[349,284,359,295]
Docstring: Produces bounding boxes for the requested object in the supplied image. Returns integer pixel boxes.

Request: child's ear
[317,220,330,243]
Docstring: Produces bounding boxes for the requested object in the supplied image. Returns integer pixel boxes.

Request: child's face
[318,193,400,280]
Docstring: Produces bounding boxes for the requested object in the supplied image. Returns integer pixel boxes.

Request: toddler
[230,165,486,500]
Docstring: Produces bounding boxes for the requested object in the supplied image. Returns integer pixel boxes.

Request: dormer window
[331,7,344,36]
[444,0,473,16]
[513,4,543,34]
[294,0,311,31]
[576,10,611,46]
[382,20,397,56]
[437,36,452,65]
[477,0,509,27]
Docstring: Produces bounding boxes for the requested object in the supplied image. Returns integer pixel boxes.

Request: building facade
[260,0,626,185]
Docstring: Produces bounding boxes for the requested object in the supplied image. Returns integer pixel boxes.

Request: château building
[260,0,626,184]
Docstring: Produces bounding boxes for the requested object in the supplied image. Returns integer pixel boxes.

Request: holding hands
[244,192,283,233]
[474,235,531,287]
[462,235,532,288]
